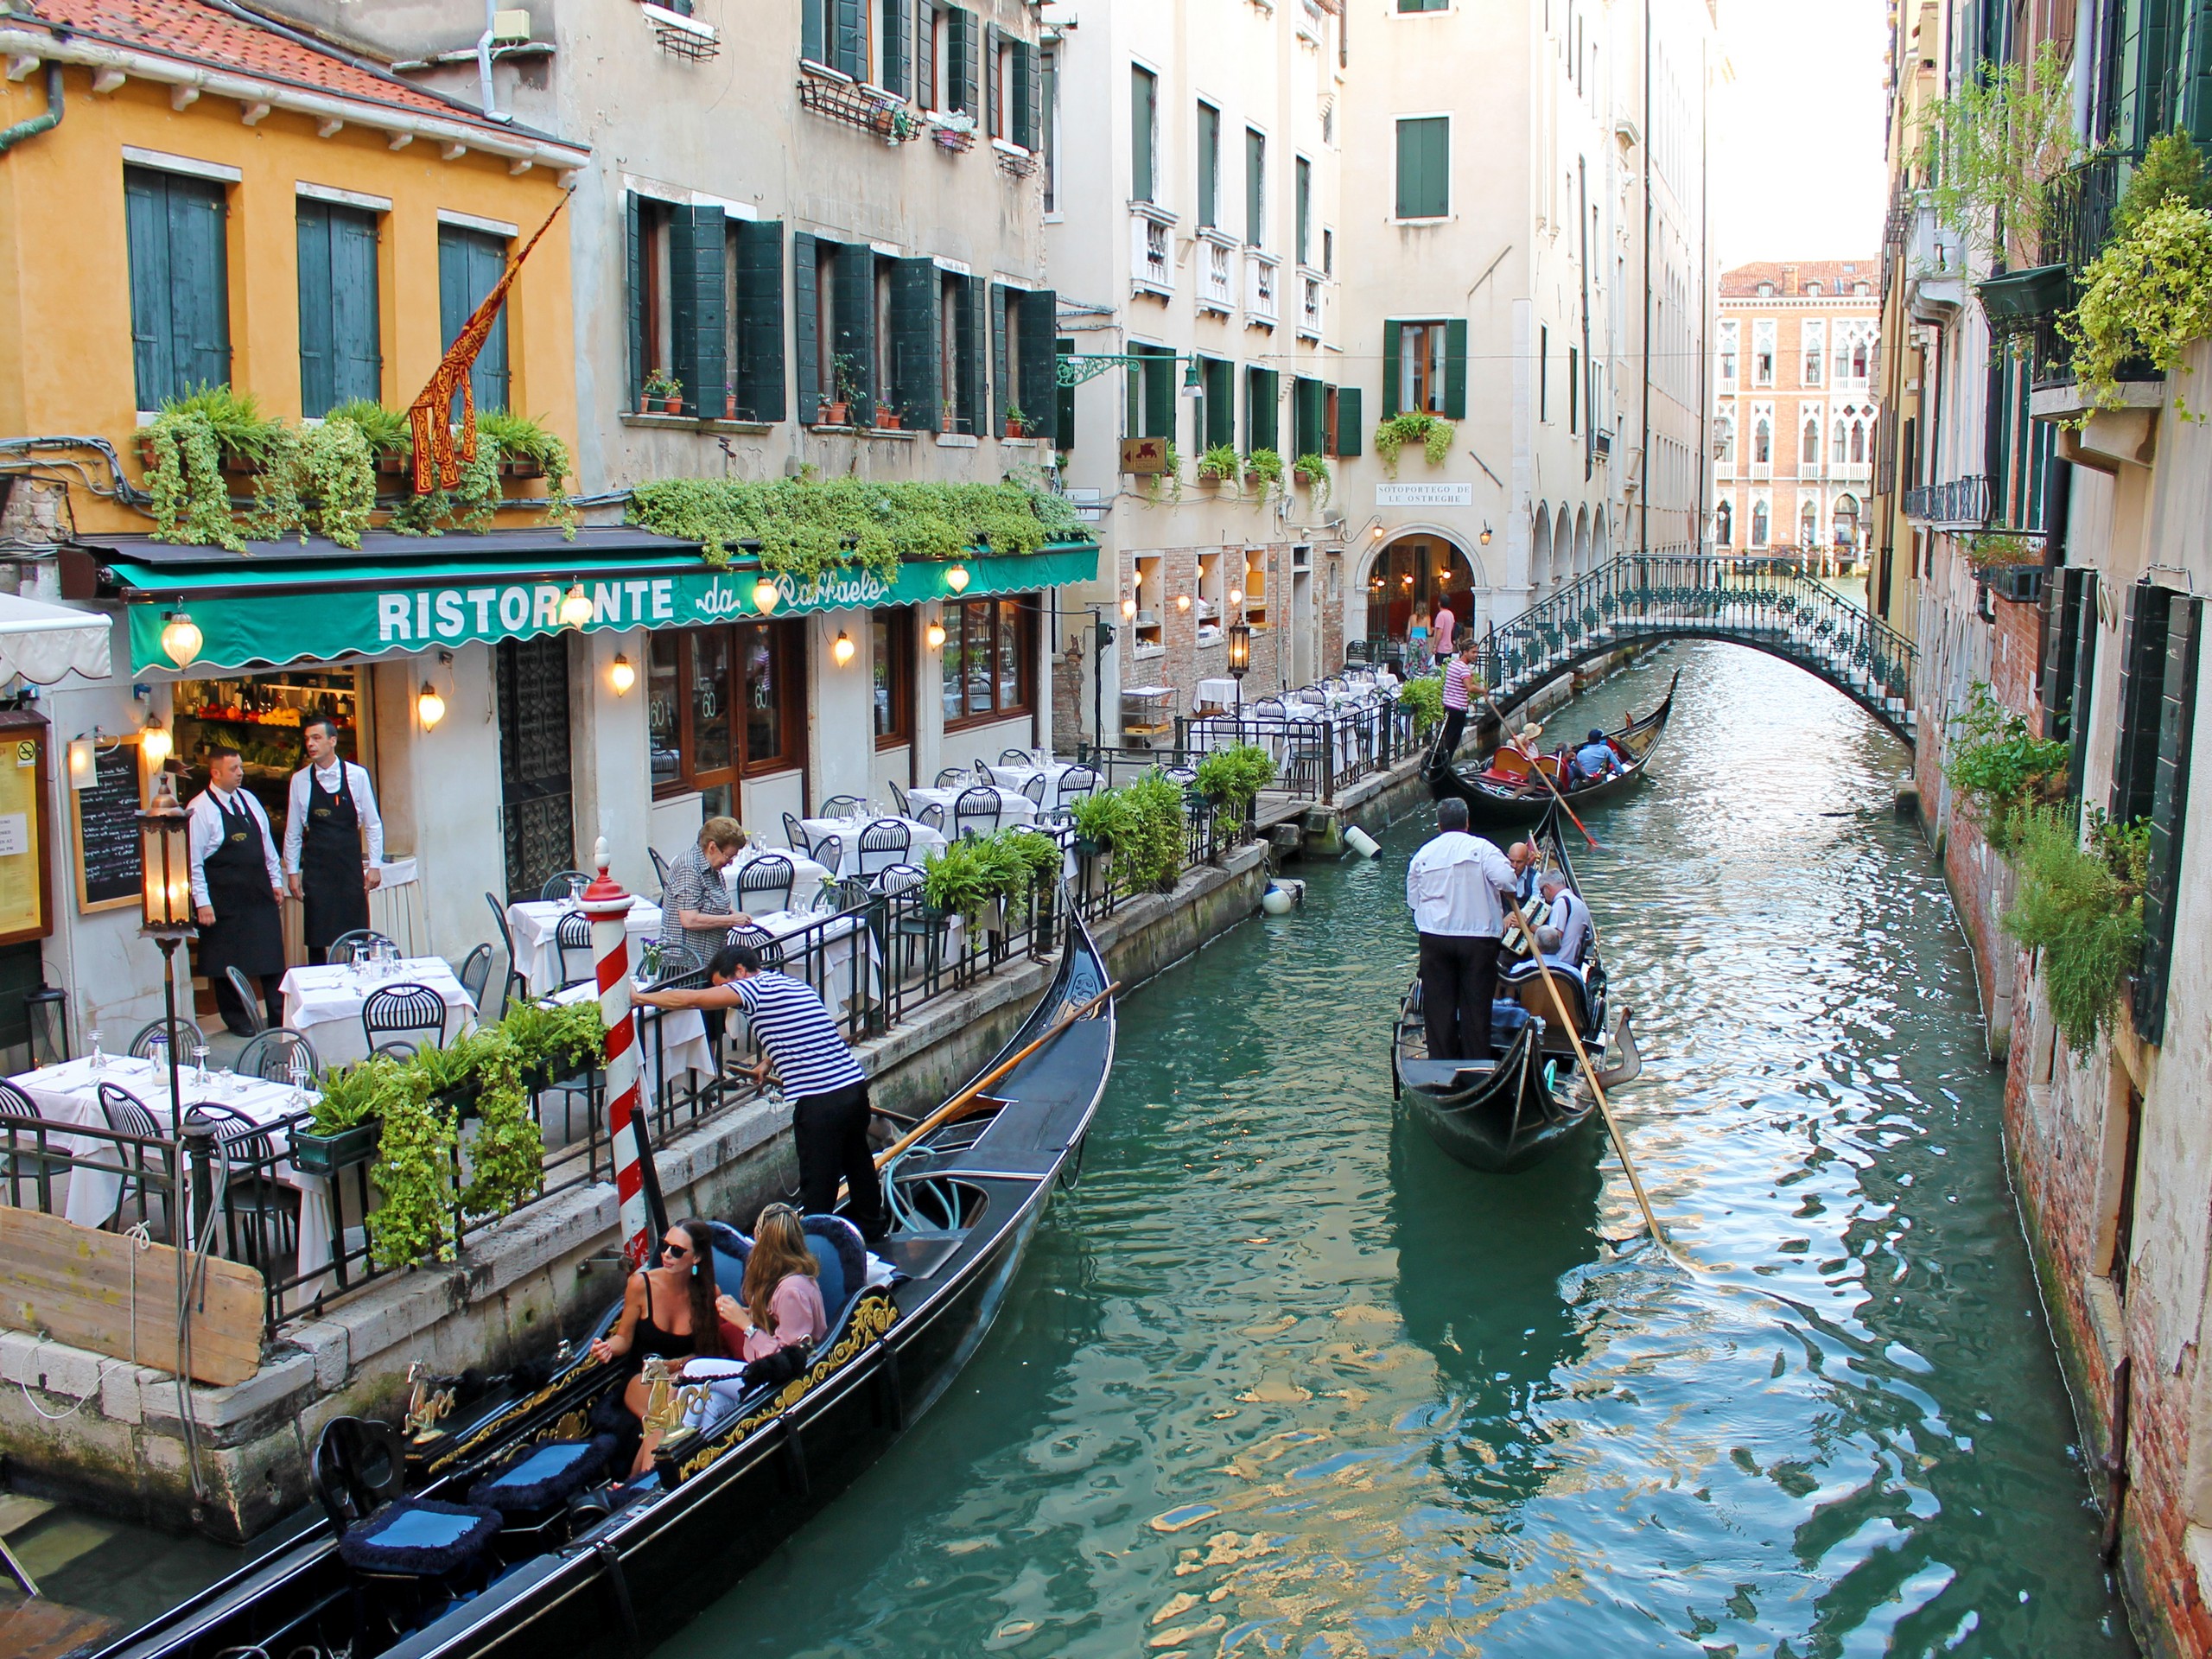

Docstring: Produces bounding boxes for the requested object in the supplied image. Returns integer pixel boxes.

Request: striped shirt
[730,972,865,1098]
[1442,657,1477,711]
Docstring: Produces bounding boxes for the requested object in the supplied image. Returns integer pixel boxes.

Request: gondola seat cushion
[337,1497,502,1577]
[802,1214,867,1313]
[468,1439,610,1515]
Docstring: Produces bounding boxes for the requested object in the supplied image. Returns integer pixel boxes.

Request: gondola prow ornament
[580,838,670,1268]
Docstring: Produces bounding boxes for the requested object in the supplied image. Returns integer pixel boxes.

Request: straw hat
[1516,721,1544,742]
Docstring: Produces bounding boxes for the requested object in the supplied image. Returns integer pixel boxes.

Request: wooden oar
[1503,892,1682,1268]
[874,982,1119,1169]
[1476,686,1602,850]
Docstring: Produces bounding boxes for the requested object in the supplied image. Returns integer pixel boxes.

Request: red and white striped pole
[580,836,664,1268]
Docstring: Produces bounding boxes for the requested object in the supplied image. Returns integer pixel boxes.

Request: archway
[1531,503,1554,596]
[1363,532,1479,654]
[1573,505,1592,578]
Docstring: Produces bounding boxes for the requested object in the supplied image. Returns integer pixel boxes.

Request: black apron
[299,766,370,951]
[199,791,283,979]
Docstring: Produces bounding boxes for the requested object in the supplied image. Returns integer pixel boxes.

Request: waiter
[190,747,287,1034]
[283,714,383,964]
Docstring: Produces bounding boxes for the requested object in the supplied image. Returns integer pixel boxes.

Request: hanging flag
[408,190,571,495]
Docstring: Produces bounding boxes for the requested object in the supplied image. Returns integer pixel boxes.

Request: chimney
[1781,264,1800,296]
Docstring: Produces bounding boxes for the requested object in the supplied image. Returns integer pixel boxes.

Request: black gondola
[1390,805,1640,1173]
[1427,670,1679,827]
[99,904,1116,1659]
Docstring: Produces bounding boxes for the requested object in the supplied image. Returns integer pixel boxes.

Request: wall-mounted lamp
[1181,359,1202,397]
[831,630,855,666]
[1120,594,1136,620]
[1371,524,1386,540]
[140,715,173,769]
[160,612,202,669]
[609,653,637,695]
[1228,586,1243,607]
[753,576,780,613]
[1479,522,1494,545]
[417,683,447,729]
[67,731,102,790]
[926,619,947,650]
[558,583,593,628]
[944,562,971,594]
[1176,593,1192,611]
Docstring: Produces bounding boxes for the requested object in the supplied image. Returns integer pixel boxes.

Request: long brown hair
[742,1205,819,1331]
[668,1217,725,1360]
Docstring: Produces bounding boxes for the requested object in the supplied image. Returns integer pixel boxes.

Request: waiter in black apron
[189,747,288,1034]
[283,713,384,965]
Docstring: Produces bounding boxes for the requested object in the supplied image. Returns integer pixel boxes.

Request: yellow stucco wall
[0,63,578,534]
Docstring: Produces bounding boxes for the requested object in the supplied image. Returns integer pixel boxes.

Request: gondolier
[1436,640,1480,762]
[283,715,384,964]
[189,748,287,1034]
[1405,796,1516,1061]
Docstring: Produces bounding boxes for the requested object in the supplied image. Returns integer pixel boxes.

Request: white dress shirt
[188,785,284,907]
[1544,887,1592,964]
[283,759,385,873]
[1405,830,1517,937]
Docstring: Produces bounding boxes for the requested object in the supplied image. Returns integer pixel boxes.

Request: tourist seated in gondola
[1571,728,1621,784]
[588,1217,740,1476]
[680,1205,831,1422]
[1533,869,1592,966]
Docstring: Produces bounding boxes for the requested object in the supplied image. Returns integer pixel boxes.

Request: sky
[1712,0,1894,269]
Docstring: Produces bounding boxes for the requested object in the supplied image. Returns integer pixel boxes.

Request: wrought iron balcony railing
[1902,475,1990,530]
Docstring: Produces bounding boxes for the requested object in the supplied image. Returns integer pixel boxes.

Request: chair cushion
[803,1214,867,1313]
[337,1497,501,1576]
[467,1440,607,1514]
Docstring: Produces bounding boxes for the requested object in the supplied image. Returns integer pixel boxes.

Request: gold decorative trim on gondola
[677,1294,899,1481]
[423,1361,604,1477]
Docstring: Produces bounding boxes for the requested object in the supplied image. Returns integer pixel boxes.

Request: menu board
[71,733,142,915]
[0,714,53,943]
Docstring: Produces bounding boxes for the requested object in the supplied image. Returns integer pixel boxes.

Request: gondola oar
[1476,686,1603,851]
[1503,891,1683,1268]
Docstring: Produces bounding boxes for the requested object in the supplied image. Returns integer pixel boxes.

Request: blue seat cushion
[467,1439,608,1514]
[338,1498,501,1576]
[803,1214,868,1313]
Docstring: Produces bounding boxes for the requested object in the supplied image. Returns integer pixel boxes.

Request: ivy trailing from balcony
[1293,452,1332,506]
[2063,194,2212,418]
[1373,411,1452,475]
[1913,41,2077,257]
[1241,447,1285,499]
[2003,805,2148,1053]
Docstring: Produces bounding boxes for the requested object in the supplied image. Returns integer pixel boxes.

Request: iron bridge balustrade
[1465,555,1920,747]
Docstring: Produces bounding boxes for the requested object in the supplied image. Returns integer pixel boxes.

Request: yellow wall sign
[0,714,52,944]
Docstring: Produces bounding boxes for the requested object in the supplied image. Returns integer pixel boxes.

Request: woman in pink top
[1432,604,1456,655]
[715,1204,830,1361]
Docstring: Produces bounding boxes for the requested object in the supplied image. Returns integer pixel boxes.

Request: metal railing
[2037,150,2136,272]
[1902,475,1991,529]
[1078,693,1420,806]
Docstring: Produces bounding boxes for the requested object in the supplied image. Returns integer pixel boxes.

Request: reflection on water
[660,643,2133,1658]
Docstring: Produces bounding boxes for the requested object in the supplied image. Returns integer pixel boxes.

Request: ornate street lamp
[136,771,194,1163]
[1226,618,1251,710]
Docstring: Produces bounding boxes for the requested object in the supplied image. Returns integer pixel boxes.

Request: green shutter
[2113,580,2172,825]
[1055,333,1076,451]
[892,257,941,429]
[1198,103,1219,227]
[127,166,230,409]
[882,0,909,93]
[1247,366,1277,450]
[1018,288,1057,442]
[439,226,509,415]
[917,0,936,103]
[1444,317,1467,419]
[329,206,381,408]
[989,282,1010,429]
[2069,571,2101,799]
[1245,127,1264,245]
[832,0,864,77]
[2133,593,2199,1039]
[1294,376,1325,455]
[954,274,985,432]
[734,219,786,423]
[1337,385,1363,457]
[792,232,821,423]
[1203,357,1234,449]
[670,204,727,417]
[125,168,171,408]
[831,243,874,423]
[1381,321,1402,416]
[948,7,977,113]
[1131,67,1155,201]
[2042,567,2085,742]
[1142,345,1175,439]
[1296,156,1312,265]
[626,193,645,410]
[802,0,825,63]
[1396,117,1449,219]
[2188,0,2212,142]
[1013,39,1037,148]
[296,200,334,417]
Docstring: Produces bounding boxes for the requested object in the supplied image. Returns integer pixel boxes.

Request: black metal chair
[817,794,864,819]
[810,834,842,878]
[999,747,1033,766]
[724,924,785,973]
[361,984,448,1056]
[648,846,672,888]
[129,1015,206,1062]
[784,812,816,856]
[855,819,912,878]
[1018,774,1046,807]
[870,861,926,895]
[224,966,267,1036]
[952,785,1001,840]
[973,761,1001,786]
[186,1101,299,1274]
[647,940,703,983]
[370,1039,420,1063]
[553,912,595,989]
[484,893,524,1016]
[327,929,399,967]
[1055,765,1101,807]
[934,767,965,788]
[736,853,796,915]
[455,944,494,1014]
[0,1078,66,1211]
[238,1028,320,1084]
[887,779,911,815]
[538,871,590,904]
[96,1081,170,1235]
[915,803,945,832]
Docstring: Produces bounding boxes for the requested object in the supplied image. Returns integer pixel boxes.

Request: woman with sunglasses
[588,1217,738,1474]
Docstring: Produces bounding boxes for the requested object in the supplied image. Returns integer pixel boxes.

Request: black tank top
[631,1271,694,1363]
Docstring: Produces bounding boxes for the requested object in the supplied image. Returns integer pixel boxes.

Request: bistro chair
[887,779,911,816]
[369,1039,420,1064]
[934,766,965,789]
[724,924,785,974]
[870,861,926,895]
[96,1081,171,1236]
[1252,696,1287,720]
[855,819,912,878]
[810,835,843,879]
[553,911,595,989]
[225,966,268,1036]
[735,853,797,916]
[1018,774,1046,808]
[915,803,945,832]
[455,944,495,1014]
[973,761,1001,787]
[783,812,814,856]
[539,871,591,905]
[484,893,525,1016]
[0,1077,66,1211]
[999,748,1033,766]
[1344,639,1369,665]
[648,846,673,889]
[129,1015,206,1062]
[869,862,944,994]
[647,941,703,985]
[327,929,398,967]
[238,1028,320,1085]
[187,1101,299,1275]
[817,794,864,820]
[952,786,1001,841]
[361,984,448,1057]
[1054,766,1101,808]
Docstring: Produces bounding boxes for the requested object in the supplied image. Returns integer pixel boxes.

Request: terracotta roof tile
[1719,259,1882,298]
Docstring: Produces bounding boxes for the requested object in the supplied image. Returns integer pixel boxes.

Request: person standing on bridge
[1406,797,1517,1061]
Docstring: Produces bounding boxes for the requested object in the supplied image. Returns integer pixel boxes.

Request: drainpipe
[0,64,63,156]
[475,0,507,124]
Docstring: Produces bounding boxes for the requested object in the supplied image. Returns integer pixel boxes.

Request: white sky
[1712,0,1893,269]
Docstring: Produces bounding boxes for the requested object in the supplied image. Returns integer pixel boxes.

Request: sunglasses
[662,1238,693,1257]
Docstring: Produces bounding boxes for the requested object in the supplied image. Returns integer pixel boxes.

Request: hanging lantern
[925,619,947,650]
[140,715,173,768]
[137,772,194,934]
[160,612,202,669]
[753,576,780,613]
[559,584,594,628]
[417,682,447,729]
[609,654,637,695]
[944,562,971,594]
[1226,620,1252,679]
[832,630,855,666]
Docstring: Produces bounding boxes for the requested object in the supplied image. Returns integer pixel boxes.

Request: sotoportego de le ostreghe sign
[124,547,1099,672]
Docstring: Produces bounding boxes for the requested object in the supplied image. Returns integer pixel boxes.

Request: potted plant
[1373,412,1453,475]
[1118,770,1188,894]
[290,1057,400,1175]
[1196,442,1241,486]
[724,385,741,421]
[1293,451,1332,505]
[643,369,683,415]
[1068,788,1125,861]
[877,403,903,430]
[1242,447,1285,496]
[941,395,962,433]
[327,399,414,474]
[823,355,862,426]
[1194,742,1277,825]
[922,836,997,936]
[1003,404,1029,439]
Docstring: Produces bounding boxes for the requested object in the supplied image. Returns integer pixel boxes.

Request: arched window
[1717,415,1736,466]
[1751,499,1769,545]
[1850,420,1866,462]
[1802,416,1820,465]
[1753,417,1771,463]
[1716,499,1733,545]
[1801,500,1818,546]
[1833,418,1847,462]
[1852,341,1869,378]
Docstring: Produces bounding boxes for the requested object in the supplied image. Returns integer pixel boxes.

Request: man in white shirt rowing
[1404,797,1518,1061]
[283,714,384,964]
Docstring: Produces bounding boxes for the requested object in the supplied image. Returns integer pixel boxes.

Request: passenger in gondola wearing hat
[188,748,287,1034]
[283,715,384,966]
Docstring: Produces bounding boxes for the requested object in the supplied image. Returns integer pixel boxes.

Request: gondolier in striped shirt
[1437,639,1481,762]
[637,943,886,1242]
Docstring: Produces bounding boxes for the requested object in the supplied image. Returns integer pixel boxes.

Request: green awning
[107,543,1098,673]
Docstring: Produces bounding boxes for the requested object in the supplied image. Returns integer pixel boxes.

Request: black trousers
[213,970,283,1035]
[791,1078,886,1243]
[1438,706,1470,760]
[1417,932,1501,1061]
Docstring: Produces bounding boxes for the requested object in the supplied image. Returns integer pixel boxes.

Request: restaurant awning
[0,591,112,684]
[86,528,1098,673]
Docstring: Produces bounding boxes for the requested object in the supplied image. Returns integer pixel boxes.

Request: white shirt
[187,785,283,907]
[1543,887,1592,964]
[283,759,384,873]
[1405,830,1517,938]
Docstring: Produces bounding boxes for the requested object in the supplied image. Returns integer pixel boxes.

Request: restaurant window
[873,607,914,748]
[942,596,1034,728]
[649,620,806,817]
[172,668,373,848]
[126,163,232,410]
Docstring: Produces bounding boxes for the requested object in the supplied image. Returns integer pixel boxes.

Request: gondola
[1427,669,1678,827]
[99,903,1116,1659]
[1390,805,1640,1173]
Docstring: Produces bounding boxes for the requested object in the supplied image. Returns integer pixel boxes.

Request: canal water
[679,641,2127,1656]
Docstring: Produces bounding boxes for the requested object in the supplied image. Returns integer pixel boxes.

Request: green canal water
[658,642,2135,1658]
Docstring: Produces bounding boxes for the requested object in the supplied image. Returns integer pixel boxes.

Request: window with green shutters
[793,232,822,423]
[125,164,231,410]
[1295,156,1312,265]
[2112,580,2175,829]
[669,203,728,417]
[1012,39,1039,149]
[1123,344,1175,438]
[880,0,910,94]
[1397,0,1448,10]
[1382,318,1465,417]
[1335,385,1363,457]
[1245,127,1266,246]
[889,257,941,429]
[731,219,785,423]
[1245,366,1278,451]
[945,6,979,115]
[2133,591,2199,1040]
[1199,356,1234,450]
[296,198,380,418]
[1395,116,1450,219]
[989,282,1011,429]
[1293,376,1325,456]
[1132,65,1158,201]
[830,239,875,423]
[1016,288,1058,442]
[438,222,510,416]
[1198,102,1221,227]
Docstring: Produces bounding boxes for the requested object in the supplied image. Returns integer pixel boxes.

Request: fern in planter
[1194,742,1276,818]
[327,399,413,464]
[477,411,579,536]
[1196,442,1242,486]
[998,828,1066,907]
[1293,452,1332,505]
[1242,448,1285,498]
[921,836,995,920]
[2063,194,2212,416]
[1068,788,1128,854]
[1942,683,2069,849]
[1373,412,1453,475]
[2003,805,2146,1053]
[1397,673,1446,734]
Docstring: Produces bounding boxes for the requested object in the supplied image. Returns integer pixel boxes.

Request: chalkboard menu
[73,736,143,914]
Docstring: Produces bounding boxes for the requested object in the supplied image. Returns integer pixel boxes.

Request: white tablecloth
[722,848,832,912]
[1195,677,1245,710]
[905,785,1041,828]
[282,958,478,1066]
[509,901,664,998]
[978,760,1096,808]
[743,908,879,1023]
[798,816,949,878]
[10,1054,334,1284]
[548,982,713,1099]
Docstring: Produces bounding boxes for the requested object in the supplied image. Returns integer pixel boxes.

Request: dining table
[507,899,665,999]
[738,907,880,1024]
[721,846,833,913]
[979,759,1097,807]
[281,957,480,1066]
[9,1052,336,1288]
[798,813,950,879]
[905,783,1041,829]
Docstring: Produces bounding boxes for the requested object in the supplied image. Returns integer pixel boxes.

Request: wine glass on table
[87,1027,104,1072]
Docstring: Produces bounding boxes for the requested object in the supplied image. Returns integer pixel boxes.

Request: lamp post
[1226,618,1251,713]
[136,771,194,1218]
